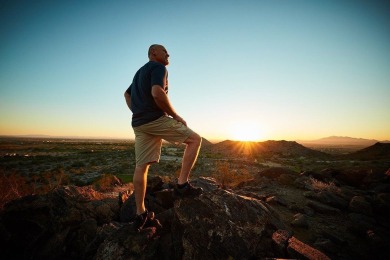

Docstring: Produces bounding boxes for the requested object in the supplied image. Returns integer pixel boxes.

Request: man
[124,44,203,231]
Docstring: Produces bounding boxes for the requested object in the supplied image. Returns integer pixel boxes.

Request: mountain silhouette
[343,142,390,160]
[205,140,329,158]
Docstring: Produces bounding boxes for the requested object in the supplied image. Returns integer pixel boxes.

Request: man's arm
[151,85,187,126]
[124,91,132,111]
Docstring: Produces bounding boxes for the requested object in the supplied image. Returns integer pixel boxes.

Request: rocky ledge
[1,171,389,259]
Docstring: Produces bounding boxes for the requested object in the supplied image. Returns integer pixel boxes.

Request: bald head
[148,44,163,58]
[148,44,169,66]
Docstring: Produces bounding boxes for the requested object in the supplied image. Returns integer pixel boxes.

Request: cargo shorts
[133,116,195,166]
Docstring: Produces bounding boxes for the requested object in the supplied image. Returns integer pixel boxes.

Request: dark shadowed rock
[272,229,293,257]
[266,195,289,206]
[0,176,335,259]
[334,169,370,187]
[313,238,339,258]
[349,196,372,216]
[95,224,160,260]
[291,213,309,228]
[287,236,330,260]
[171,187,286,259]
[348,213,376,236]
[372,193,390,216]
[307,200,341,214]
[304,190,349,210]
[0,186,118,259]
[257,167,297,179]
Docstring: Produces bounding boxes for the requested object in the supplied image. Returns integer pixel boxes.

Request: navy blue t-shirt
[126,61,168,127]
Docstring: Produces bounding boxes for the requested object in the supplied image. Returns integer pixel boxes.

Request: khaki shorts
[133,116,195,166]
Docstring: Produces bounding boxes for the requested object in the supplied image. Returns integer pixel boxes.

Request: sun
[229,122,264,142]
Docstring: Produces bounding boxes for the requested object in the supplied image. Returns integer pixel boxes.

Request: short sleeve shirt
[126,61,168,127]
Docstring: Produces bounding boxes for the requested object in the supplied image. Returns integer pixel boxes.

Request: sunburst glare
[229,121,264,142]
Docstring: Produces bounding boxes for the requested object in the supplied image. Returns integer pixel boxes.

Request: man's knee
[185,132,202,147]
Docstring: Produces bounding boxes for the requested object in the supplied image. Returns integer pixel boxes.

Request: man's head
[148,44,169,66]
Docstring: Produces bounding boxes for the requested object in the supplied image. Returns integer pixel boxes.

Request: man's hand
[152,85,185,123]
[173,114,187,126]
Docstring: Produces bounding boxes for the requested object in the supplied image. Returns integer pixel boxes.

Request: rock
[321,230,348,246]
[371,183,390,193]
[319,168,341,179]
[146,175,164,194]
[266,195,288,206]
[304,190,348,210]
[191,176,221,191]
[366,229,390,259]
[348,213,376,235]
[294,175,311,190]
[171,188,286,259]
[291,213,309,228]
[154,189,174,208]
[363,170,389,186]
[349,196,372,216]
[313,238,339,258]
[95,224,160,260]
[119,192,136,222]
[272,229,293,257]
[278,173,296,185]
[372,193,390,216]
[0,176,340,259]
[0,185,118,259]
[287,236,330,260]
[83,222,123,259]
[257,167,297,179]
[303,206,315,216]
[307,200,341,214]
[334,169,369,187]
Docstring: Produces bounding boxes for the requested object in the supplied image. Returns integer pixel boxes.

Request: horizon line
[1,134,389,144]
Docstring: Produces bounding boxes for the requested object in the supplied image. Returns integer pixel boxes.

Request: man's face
[153,46,170,66]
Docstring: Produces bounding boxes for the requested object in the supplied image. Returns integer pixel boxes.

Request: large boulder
[170,188,285,259]
[0,176,332,259]
[349,196,373,216]
[0,186,118,259]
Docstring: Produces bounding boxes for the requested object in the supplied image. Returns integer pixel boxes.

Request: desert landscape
[0,136,389,259]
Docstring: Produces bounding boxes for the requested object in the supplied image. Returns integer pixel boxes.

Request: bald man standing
[124,44,203,231]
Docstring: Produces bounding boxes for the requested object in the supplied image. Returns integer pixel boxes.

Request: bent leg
[178,132,202,185]
[133,163,150,215]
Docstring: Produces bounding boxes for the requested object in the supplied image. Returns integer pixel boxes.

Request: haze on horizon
[1,0,389,142]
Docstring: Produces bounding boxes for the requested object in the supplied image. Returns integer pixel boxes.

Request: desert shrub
[0,171,32,210]
[308,177,340,193]
[212,161,252,189]
[93,173,122,192]
[41,168,69,192]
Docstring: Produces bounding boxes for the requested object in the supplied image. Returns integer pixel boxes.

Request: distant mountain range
[201,138,390,160]
[296,136,390,146]
[203,139,329,159]
[342,142,390,160]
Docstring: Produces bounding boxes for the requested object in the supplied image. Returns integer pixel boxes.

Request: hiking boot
[133,210,162,232]
[133,210,148,231]
[174,181,203,198]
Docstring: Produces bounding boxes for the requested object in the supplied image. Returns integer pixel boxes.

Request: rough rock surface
[0,186,119,259]
[1,171,390,259]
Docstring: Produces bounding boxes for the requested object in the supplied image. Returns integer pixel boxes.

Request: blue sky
[1,0,389,141]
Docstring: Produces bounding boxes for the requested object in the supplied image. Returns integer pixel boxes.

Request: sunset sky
[1,0,389,141]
